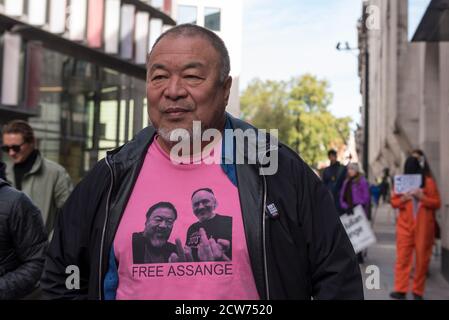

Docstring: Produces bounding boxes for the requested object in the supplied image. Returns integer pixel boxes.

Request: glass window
[24,48,146,182]
[205,7,221,31]
[177,5,197,25]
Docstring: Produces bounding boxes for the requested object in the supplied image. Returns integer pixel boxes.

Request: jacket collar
[223,113,279,167]
[28,150,43,175]
[0,178,9,189]
[4,150,44,181]
[106,126,157,177]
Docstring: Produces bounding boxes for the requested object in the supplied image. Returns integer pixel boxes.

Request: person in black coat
[0,172,48,299]
[0,159,6,180]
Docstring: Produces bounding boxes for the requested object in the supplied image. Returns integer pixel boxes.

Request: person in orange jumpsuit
[390,151,441,300]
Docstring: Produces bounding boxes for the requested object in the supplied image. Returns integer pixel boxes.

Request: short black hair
[191,188,215,199]
[3,120,35,143]
[328,149,337,157]
[411,149,431,176]
[149,24,230,83]
[146,202,177,220]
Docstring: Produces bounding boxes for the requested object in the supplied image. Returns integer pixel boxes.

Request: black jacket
[0,179,48,299]
[41,114,363,300]
[0,161,6,180]
[322,162,347,214]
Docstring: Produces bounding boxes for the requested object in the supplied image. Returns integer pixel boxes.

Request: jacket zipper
[98,155,115,300]
[262,174,270,300]
[259,142,276,300]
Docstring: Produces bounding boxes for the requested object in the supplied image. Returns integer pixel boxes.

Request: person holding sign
[339,163,371,218]
[390,151,441,300]
[339,163,371,263]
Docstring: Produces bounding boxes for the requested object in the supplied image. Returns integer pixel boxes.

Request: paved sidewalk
[361,203,449,300]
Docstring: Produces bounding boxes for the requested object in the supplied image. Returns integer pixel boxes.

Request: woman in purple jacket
[340,163,371,264]
[340,163,371,216]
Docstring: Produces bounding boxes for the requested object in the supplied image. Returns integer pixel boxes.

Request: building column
[439,43,449,282]
[420,43,441,181]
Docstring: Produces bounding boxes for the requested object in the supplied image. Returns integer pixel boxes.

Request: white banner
[394,174,422,194]
[340,205,376,254]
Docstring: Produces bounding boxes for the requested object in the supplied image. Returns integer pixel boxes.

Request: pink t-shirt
[113,137,260,300]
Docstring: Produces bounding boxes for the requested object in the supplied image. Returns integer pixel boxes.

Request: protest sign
[394,174,422,194]
[340,205,376,253]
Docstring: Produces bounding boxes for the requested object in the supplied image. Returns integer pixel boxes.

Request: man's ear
[30,138,37,149]
[223,76,233,106]
[213,198,218,210]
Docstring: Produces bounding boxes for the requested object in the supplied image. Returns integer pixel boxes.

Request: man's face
[348,168,357,178]
[329,154,337,163]
[146,35,232,144]
[192,191,217,222]
[2,133,35,164]
[144,207,176,248]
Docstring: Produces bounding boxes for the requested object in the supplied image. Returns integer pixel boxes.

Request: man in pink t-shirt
[113,136,259,299]
[41,24,363,300]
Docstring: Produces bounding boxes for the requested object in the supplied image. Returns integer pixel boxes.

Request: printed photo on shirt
[132,188,232,264]
[185,188,232,262]
[132,201,178,264]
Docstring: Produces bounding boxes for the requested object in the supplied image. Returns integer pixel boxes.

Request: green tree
[240,74,352,167]
[289,74,333,112]
[240,79,293,144]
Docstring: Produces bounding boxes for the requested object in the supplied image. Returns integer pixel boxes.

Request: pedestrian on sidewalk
[0,168,48,299]
[322,149,347,215]
[339,163,371,264]
[370,183,381,208]
[390,150,441,300]
[379,168,392,204]
[1,120,73,235]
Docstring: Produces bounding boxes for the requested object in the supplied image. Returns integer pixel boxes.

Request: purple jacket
[339,176,370,213]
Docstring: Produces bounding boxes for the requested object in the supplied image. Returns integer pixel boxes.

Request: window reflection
[205,7,221,31]
[177,5,197,25]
